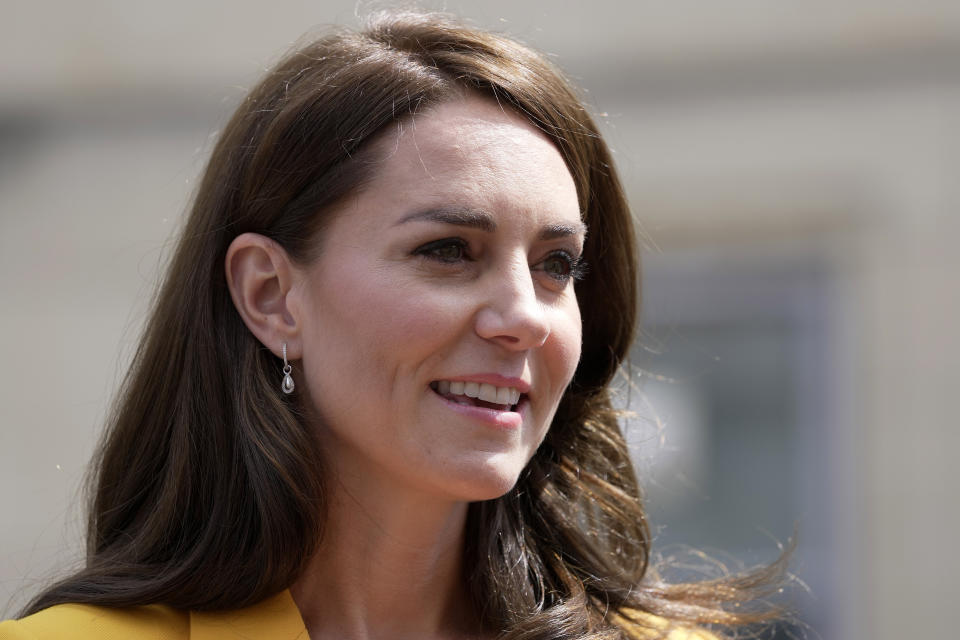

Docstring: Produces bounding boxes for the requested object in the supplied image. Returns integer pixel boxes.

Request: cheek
[352,285,469,367]
[304,266,468,383]
[378,289,467,347]
[551,299,583,384]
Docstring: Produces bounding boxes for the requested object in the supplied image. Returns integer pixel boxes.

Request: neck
[291,471,484,640]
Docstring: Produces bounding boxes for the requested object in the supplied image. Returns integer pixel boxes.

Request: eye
[413,237,472,263]
[536,250,588,284]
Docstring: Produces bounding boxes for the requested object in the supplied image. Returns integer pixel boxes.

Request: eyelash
[413,237,587,283]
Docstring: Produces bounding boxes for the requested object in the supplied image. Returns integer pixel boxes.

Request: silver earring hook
[281,342,295,394]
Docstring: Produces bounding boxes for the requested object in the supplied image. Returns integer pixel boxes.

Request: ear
[225,232,301,359]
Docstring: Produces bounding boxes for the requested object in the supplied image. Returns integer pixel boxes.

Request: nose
[474,259,550,350]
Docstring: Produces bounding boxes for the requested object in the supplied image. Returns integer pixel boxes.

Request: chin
[462,478,520,503]
[435,455,530,503]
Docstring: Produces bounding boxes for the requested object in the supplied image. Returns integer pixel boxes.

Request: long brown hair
[23,10,787,638]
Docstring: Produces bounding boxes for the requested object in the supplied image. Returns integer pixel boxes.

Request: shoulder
[0,602,189,640]
[615,609,721,640]
[0,590,308,640]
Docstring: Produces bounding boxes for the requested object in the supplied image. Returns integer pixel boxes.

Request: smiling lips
[430,380,523,411]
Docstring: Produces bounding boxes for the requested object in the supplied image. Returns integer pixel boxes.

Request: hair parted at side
[22,10,787,638]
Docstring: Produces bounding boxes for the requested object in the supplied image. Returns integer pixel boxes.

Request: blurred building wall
[2,2,958,638]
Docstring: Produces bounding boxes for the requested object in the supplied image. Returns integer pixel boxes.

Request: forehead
[350,96,581,224]
[401,99,557,164]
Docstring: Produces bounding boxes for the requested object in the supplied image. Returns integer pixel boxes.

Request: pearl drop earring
[281,343,295,394]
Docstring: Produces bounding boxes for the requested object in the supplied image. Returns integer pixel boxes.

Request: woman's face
[290,96,584,502]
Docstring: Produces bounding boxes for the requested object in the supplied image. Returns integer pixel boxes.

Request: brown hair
[23,10,787,638]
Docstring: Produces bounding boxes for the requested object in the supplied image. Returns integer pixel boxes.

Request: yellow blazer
[0,589,715,639]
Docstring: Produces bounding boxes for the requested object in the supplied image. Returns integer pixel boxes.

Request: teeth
[478,383,498,403]
[434,380,523,408]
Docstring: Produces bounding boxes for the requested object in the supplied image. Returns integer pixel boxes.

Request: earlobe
[225,232,301,358]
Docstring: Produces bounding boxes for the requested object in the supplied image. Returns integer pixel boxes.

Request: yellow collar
[189,590,309,640]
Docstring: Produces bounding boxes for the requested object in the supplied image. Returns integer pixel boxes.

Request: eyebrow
[538,222,589,241]
[396,206,588,240]
[397,207,497,232]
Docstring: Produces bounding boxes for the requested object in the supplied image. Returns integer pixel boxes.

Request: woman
[1,10,784,640]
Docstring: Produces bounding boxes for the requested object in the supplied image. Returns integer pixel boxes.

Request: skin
[226,96,585,640]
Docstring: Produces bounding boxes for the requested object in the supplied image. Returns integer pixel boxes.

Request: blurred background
[1,1,957,638]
